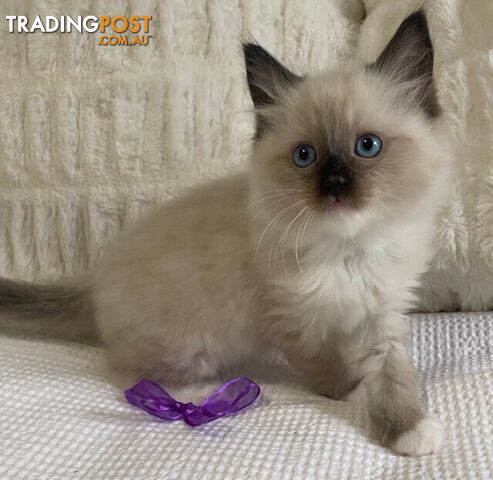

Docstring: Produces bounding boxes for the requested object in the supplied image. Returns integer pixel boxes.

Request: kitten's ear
[369,10,440,117]
[243,42,302,110]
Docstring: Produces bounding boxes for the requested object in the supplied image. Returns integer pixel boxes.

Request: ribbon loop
[125,377,260,427]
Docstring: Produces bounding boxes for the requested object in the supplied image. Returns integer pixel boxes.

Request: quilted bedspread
[0,312,492,479]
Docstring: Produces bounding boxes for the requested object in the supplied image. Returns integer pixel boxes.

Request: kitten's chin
[318,205,366,238]
[312,196,382,239]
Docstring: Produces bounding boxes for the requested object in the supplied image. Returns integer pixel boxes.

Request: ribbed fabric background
[0,0,361,282]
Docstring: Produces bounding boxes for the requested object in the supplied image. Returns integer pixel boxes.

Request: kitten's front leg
[350,316,443,456]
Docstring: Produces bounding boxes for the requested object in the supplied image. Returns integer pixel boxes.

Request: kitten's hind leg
[104,339,220,390]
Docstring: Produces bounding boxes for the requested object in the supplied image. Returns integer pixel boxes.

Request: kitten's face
[245,12,447,240]
[250,71,444,236]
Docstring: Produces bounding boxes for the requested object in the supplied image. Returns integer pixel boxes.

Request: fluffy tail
[0,276,96,340]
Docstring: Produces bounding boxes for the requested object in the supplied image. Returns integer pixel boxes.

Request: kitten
[0,11,449,455]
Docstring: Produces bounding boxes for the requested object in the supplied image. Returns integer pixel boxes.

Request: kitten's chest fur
[262,234,419,346]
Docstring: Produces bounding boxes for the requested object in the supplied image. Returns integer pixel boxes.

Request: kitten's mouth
[327,196,349,211]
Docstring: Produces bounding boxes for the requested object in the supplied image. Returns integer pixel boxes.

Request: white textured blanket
[0,312,492,479]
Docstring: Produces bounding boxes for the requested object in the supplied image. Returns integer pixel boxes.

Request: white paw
[390,416,444,456]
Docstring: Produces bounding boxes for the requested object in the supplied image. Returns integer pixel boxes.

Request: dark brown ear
[243,43,302,135]
[369,10,440,117]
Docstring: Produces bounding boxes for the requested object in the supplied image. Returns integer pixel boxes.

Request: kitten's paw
[389,416,443,456]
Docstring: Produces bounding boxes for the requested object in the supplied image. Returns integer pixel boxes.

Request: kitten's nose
[322,175,347,197]
[320,156,351,197]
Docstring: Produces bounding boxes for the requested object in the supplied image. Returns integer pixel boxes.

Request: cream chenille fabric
[0,0,361,281]
[2,1,493,311]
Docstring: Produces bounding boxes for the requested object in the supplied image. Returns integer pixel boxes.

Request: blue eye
[292,144,317,168]
[355,134,382,158]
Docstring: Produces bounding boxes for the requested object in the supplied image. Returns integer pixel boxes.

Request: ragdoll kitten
[0,11,449,455]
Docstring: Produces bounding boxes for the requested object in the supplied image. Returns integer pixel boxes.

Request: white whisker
[255,205,295,261]
[250,196,295,223]
[265,200,305,273]
[298,207,317,274]
[275,205,309,276]
[246,189,303,209]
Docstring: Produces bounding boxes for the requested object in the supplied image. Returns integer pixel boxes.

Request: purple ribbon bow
[125,377,260,427]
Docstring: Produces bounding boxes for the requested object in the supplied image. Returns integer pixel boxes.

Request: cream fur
[92,64,450,386]
[0,2,456,455]
[86,17,450,453]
